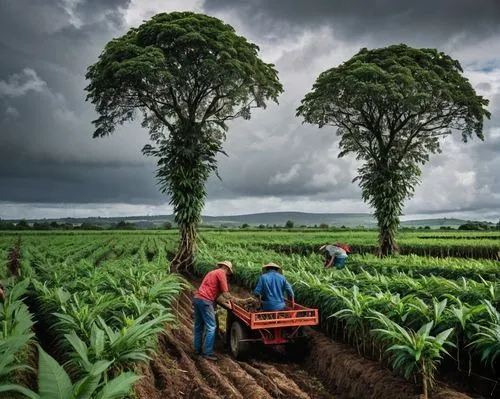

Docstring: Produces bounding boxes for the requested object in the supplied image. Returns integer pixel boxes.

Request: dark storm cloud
[0,0,162,205]
[0,162,162,204]
[0,0,499,219]
[204,0,500,43]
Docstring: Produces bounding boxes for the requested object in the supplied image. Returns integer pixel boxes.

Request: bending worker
[320,244,349,269]
[193,260,249,361]
[254,263,294,311]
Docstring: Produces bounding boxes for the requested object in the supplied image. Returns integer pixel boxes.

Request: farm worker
[320,244,349,269]
[253,263,294,311]
[193,260,248,361]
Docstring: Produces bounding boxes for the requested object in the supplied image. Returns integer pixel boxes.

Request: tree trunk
[171,222,197,274]
[378,223,399,257]
[373,171,401,257]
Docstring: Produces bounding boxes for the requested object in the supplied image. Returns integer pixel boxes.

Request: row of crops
[196,232,500,397]
[2,229,499,259]
[200,230,500,259]
[0,234,183,399]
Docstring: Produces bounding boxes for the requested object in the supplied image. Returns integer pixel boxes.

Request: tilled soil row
[134,287,474,399]
[134,291,334,399]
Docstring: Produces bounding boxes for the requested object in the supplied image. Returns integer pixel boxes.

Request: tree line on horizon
[1,218,498,231]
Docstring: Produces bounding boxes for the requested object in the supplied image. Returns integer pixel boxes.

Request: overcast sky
[0,0,499,221]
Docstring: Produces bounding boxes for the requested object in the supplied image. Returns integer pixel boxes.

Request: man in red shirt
[194,260,241,361]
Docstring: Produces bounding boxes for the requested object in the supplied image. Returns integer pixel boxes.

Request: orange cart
[221,300,319,359]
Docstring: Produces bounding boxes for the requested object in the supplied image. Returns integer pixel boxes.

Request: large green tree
[85,12,283,272]
[297,44,490,256]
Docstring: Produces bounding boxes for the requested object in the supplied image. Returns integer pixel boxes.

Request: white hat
[217,260,233,274]
[262,262,282,271]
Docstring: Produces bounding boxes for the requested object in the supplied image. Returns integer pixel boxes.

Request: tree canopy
[85,12,283,271]
[297,44,490,255]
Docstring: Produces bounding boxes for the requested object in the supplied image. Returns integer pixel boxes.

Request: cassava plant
[8,345,140,399]
[370,311,454,399]
[468,300,500,371]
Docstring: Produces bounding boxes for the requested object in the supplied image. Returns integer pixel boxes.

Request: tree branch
[169,87,185,120]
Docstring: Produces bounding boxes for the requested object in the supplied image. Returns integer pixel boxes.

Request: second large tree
[297,44,490,256]
[85,12,283,272]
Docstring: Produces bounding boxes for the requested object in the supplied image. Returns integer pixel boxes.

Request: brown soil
[134,290,336,399]
[134,285,476,399]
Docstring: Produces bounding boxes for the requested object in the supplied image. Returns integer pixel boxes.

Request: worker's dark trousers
[193,298,216,355]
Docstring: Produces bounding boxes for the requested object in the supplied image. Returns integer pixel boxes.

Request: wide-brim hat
[262,262,282,271]
[319,245,328,251]
[217,260,233,274]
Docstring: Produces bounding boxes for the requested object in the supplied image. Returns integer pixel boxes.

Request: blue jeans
[193,298,216,356]
[335,256,347,269]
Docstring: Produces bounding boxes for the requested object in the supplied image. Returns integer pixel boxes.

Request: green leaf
[90,325,105,358]
[72,374,101,399]
[435,328,454,345]
[37,345,73,399]
[89,360,113,376]
[95,372,141,399]
[0,384,40,399]
[65,331,91,371]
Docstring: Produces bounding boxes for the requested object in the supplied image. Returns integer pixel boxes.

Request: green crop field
[1,230,500,398]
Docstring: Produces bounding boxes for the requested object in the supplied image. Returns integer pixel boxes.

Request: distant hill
[202,212,376,227]
[3,212,476,229]
[400,218,469,228]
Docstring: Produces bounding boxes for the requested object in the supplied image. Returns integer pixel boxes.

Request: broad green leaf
[0,384,40,399]
[89,360,113,376]
[95,372,141,399]
[65,331,91,371]
[72,374,101,399]
[37,346,73,399]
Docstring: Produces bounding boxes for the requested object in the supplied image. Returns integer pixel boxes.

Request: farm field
[1,230,500,398]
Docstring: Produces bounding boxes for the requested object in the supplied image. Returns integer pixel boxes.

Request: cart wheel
[229,320,250,360]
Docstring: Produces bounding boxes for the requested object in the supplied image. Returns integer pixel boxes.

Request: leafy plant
[0,334,35,398]
[468,300,500,370]
[7,345,140,399]
[370,311,454,398]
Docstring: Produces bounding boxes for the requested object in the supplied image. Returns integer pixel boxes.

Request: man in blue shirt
[253,263,294,311]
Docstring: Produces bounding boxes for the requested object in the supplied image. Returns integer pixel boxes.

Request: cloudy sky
[0,0,499,221]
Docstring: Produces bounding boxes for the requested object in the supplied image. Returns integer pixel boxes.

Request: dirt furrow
[237,360,284,397]
[216,356,274,399]
[250,360,312,399]
[197,356,244,399]
[273,363,334,399]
